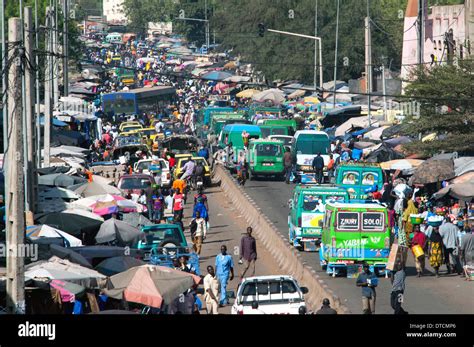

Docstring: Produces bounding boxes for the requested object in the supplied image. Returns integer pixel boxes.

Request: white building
[401,0,473,83]
[103,0,127,24]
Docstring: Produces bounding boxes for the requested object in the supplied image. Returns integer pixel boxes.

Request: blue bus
[102,85,176,116]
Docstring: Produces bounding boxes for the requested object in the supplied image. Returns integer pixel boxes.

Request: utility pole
[365,5,372,125]
[24,6,35,214]
[381,64,387,121]
[1,0,7,167]
[332,0,340,106]
[5,17,26,314]
[62,0,69,96]
[204,0,210,51]
[53,1,59,105]
[314,0,318,91]
[44,6,52,167]
[35,0,41,173]
[418,0,424,65]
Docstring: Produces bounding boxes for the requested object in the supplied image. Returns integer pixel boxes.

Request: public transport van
[105,32,123,44]
[288,186,349,252]
[261,119,297,134]
[258,125,291,138]
[319,202,390,277]
[291,130,337,184]
[248,139,285,179]
[335,163,384,200]
[218,124,262,167]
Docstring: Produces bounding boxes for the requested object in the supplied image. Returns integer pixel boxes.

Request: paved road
[180,186,280,314]
[240,176,474,314]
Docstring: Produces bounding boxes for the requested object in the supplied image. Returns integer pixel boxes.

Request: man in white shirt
[203,265,220,314]
[155,120,164,133]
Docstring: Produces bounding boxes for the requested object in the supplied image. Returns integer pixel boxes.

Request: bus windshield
[295,136,329,155]
[103,98,135,114]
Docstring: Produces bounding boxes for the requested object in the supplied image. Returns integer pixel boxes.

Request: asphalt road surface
[240,176,474,314]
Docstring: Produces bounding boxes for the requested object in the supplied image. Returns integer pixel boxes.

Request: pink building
[401,0,473,83]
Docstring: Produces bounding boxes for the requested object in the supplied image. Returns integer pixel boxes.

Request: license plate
[263,163,274,166]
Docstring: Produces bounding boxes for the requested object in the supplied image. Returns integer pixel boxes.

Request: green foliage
[403,59,474,155]
[122,0,176,35]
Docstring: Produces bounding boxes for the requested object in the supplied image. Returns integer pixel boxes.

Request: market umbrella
[304,96,320,104]
[384,136,412,148]
[95,256,146,276]
[223,75,250,83]
[409,158,455,185]
[61,209,105,222]
[451,172,474,185]
[364,126,389,141]
[223,61,237,70]
[287,90,305,99]
[25,256,105,288]
[104,265,201,308]
[72,194,145,215]
[432,182,474,201]
[38,173,87,188]
[95,218,140,246]
[354,141,378,150]
[49,279,86,303]
[37,212,103,240]
[201,70,233,81]
[252,88,285,105]
[121,213,154,228]
[49,244,92,268]
[27,225,83,247]
[72,181,122,197]
[236,89,259,98]
[381,124,403,139]
[380,159,424,171]
[38,186,81,200]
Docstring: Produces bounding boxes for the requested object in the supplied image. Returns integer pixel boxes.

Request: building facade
[103,0,127,24]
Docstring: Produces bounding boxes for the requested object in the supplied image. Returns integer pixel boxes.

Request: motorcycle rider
[194,161,205,188]
[181,158,196,181]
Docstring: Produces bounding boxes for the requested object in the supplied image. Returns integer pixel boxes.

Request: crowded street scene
[0,1,473,338]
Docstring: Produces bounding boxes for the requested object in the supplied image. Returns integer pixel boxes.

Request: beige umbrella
[433,182,474,201]
[236,89,259,98]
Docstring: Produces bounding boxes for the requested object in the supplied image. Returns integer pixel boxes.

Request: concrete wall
[214,165,351,313]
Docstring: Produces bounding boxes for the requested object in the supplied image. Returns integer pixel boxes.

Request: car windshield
[302,194,323,212]
[260,128,271,138]
[256,144,281,156]
[240,280,298,304]
[122,126,142,132]
[137,161,152,171]
[119,177,151,190]
[271,127,287,136]
[143,227,184,244]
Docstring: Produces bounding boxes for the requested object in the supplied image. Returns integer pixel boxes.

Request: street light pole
[333,0,340,107]
[314,0,319,91]
[266,28,323,92]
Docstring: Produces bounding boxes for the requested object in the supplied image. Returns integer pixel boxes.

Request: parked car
[136,224,188,261]
[231,275,308,314]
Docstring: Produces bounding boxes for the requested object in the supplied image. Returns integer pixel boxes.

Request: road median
[214,165,350,313]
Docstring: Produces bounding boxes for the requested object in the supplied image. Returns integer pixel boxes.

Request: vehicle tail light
[237,310,244,315]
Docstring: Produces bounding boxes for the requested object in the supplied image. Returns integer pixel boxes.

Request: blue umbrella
[201,70,233,81]
[40,116,68,127]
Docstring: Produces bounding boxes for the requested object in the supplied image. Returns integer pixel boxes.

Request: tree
[122,0,176,35]
[402,59,474,156]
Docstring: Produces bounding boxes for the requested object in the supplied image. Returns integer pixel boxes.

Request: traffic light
[258,23,265,37]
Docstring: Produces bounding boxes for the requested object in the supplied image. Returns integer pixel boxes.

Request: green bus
[335,163,384,200]
[249,106,281,123]
[288,186,349,252]
[258,125,292,138]
[261,119,298,133]
[210,112,249,135]
[319,202,390,277]
[248,139,285,180]
[219,124,262,168]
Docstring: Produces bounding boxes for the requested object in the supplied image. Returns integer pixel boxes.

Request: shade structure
[303,96,320,104]
[61,209,105,222]
[49,279,85,303]
[121,213,154,228]
[38,186,81,200]
[200,70,233,81]
[433,182,474,201]
[95,218,140,246]
[287,89,305,99]
[223,61,237,70]
[380,159,425,171]
[223,75,250,83]
[451,171,474,185]
[38,173,87,188]
[236,89,259,98]
[25,256,105,288]
[95,256,146,276]
[409,158,455,185]
[26,225,83,247]
[364,126,389,141]
[72,194,145,215]
[252,88,286,105]
[37,212,103,240]
[104,265,201,308]
[72,181,122,197]
[49,244,92,268]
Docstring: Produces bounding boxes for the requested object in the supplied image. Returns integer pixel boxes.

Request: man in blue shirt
[356,263,378,314]
[215,245,234,306]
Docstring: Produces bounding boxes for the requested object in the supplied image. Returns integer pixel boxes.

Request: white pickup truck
[133,158,171,187]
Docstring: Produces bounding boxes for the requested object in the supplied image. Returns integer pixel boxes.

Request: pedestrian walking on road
[429,227,444,278]
[203,266,220,314]
[390,261,408,314]
[172,190,185,222]
[283,148,293,184]
[411,225,427,277]
[439,216,462,275]
[356,263,378,314]
[239,227,257,279]
[315,298,337,315]
[215,245,234,306]
[190,211,207,255]
[312,152,324,184]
